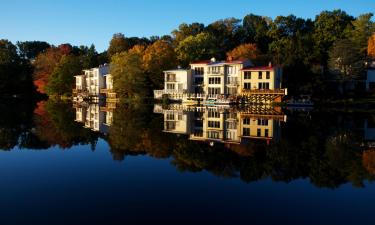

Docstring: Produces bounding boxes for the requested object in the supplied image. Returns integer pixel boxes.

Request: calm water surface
[0,99,374,225]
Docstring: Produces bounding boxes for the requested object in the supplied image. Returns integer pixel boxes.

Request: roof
[241,66,276,71]
[164,69,190,73]
[190,60,211,65]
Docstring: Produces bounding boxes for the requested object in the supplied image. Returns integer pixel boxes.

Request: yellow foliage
[368,34,375,59]
[226,43,259,61]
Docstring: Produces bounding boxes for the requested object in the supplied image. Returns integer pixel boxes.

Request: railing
[166,78,176,82]
[241,88,286,95]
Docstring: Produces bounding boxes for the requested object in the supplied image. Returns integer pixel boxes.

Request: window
[227,66,233,74]
[257,128,261,137]
[195,77,203,84]
[193,129,203,137]
[266,71,270,79]
[265,129,269,137]
[258,71,262,79]
[166,113,175,120]
[258,82,269,89]
[210,66,221,74]
[244,71,251,79]
[165,121,176,130]
[166,83,175,90]
[257,119,268,126]
[208,131,220,139]
[194,67,204,75]
[244,82,251,89]
[226,87,237,95]
[243,118,250,125]
[243,128,250,136]
[166,73,176,82]
[208,111,220,118]
[208,88,220,94]
[209,77,221,84]
[208,121,220,128]
[226,121,237,129]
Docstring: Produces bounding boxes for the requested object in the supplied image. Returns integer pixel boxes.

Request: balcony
[241,89,287,95]
[166,77,176,82]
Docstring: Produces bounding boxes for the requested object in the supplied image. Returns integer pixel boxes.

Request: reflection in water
[1,99,375,188]
[154,104,286,145]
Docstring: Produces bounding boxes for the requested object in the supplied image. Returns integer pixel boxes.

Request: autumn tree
[143,40,177,89]
[33,45,72,93]
[108,33,130,58]
[110,45,147,99]
[242,14,272,52]
[45,55,82,96]
[226,43,259,61]
[369,33,375,59]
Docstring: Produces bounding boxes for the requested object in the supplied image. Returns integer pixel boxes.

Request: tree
[206,18,245,58]
[243,14,272,52]
[369,33,375,59]
[110,45,147,99]
[346,13,375,55]
[313,10,354,64]
[175,32,218,66]
[0,39,33,95]
[143,40,177,89]
[172,23,205,43]
[107,33,130,58]
[328,39,364,79]
[17,41,50,59]
[80,44,99,69]
[45,55,82,96]
[33,45,71,93]
[226,43,259,61]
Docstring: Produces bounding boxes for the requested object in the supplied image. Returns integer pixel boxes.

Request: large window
[265,129,269,137]
[257,119,269,126]
[266,71,270,79]
[227,66,234,74]
[195,77,203,85]
[258,71,262,79]
[244,71,251,79]
[166,83,175,90]
[244,82,251,89]
[208,88,221,94]
[208,121,221,128]
[243,118,250,125]
[209,77,221,84]
[166,73,176,82]
[243,128,250,136]
[194,67,204,75]
[258,82,269,89]
[208,111,220,118]
[208,131,220,139]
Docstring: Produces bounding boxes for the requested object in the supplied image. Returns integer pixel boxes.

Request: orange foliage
[226,43,259,61]
[363,149,375,175]
[368,34,375,59]
[32,44,72,93]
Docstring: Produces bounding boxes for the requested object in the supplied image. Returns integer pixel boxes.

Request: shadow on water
[1,99,375,189]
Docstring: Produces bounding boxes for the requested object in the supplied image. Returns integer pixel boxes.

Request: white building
[74,64,111,96]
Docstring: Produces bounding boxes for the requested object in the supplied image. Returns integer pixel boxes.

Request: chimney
[177,65,181,69]
[268,62,272,67]
[211,57,216,62]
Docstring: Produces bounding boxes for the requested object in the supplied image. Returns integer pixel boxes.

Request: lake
[0,99,374,225]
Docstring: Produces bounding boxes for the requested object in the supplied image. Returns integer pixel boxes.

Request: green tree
[346,13,375,55]
[243,14,272,53]
[110,46,147,99]
[45,55,82,96]
[0,39,33,95]
[175,32,218,66]
[17,41,50,60]
[172,22,205,43]
[313,10,354,65]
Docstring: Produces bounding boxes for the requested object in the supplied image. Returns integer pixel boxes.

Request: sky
[1,0,374,52]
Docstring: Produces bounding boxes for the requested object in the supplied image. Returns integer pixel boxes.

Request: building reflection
[73,102,116,134]
[153,104,287,145]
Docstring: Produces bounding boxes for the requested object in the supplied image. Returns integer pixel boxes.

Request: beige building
[154,58,285,103]
[154,104,286,145]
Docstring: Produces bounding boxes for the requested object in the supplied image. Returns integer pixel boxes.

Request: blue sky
[0,0,374,52]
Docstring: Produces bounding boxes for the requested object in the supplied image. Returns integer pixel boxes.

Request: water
[0,99,374,225]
